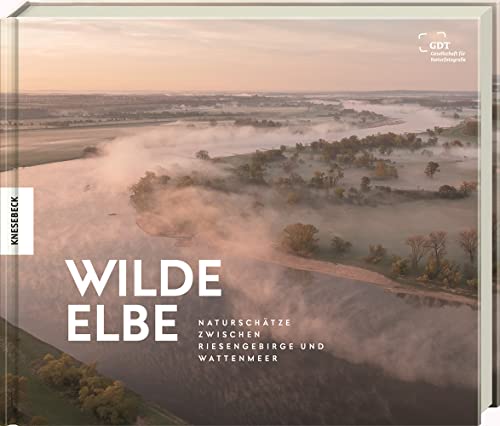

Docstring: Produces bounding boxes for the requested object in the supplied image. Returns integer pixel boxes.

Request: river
[2,99,479,424]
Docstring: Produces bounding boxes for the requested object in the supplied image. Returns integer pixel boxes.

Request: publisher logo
[0,187,34,255]
[418,31,467,63]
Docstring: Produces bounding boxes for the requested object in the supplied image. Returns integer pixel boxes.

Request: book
[0,2,497,425]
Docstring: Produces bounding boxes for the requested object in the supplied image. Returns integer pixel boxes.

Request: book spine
[494,6,500,408]
[0,17,20,426]
[493,69,500,407]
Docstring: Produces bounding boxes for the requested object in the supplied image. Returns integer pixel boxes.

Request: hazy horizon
[16,88,481,94]
[19,19,479,92]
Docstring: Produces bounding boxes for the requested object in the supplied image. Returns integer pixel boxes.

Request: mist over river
[14,99,464,163]
[3,99,478,424]
[341,99,462,137]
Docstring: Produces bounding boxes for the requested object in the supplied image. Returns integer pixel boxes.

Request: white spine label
[0,187,34,255]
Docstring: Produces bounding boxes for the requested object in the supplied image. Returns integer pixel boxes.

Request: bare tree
[405,235,429,269]
[458,228,478,263]
[424,231,447,270]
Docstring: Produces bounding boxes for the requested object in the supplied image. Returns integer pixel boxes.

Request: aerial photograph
[1,18,495,425]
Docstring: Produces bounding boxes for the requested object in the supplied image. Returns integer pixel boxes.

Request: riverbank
[0,317,185,425]
[3,113,401,172]
[135,214,477,309]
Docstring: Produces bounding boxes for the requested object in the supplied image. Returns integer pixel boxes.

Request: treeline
[366,97,477,109]
[129,158,477,215]
[36,353,139,425]
[279,223,478,290]
[0,373,45,425]
[303,132,437,164]
[234,118,283,128]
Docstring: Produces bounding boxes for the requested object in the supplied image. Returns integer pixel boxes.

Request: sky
[18,19,479,92]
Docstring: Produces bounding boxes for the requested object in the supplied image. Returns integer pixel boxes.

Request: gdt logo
[418,31,451,53]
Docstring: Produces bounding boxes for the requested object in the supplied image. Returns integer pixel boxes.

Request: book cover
[0,3,496,425]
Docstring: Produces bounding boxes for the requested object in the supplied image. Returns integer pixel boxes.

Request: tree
[364,244,387,264]
[424,231,447,271]
[360,176,371,192]
[82,145,101,158]
[437,259,462,287]
[37,353,82,394]
[236,159,266,184]
[464,119,478,136]
[287,191,300,205]
[420,257,462,287]
[442,141,452,152]
[334,187,345,199]
[80,380,138,425]
[406,235,429,269]
[282,160,297,173]
[158,175,171,185]
[374,161,398,179]
[331,236,352,256]
[196,150,210,160]
[327,164,344,187]
[425,161,440,178]
[77,364,139,425]
[129,171,157,211]
[280,223,319,256]
[379,145,393,156]
[176,175,195,187]
[355,151,374,168]
[295,142,306,152]
[459,181,477,196]
[438,185,461,199]
[374,161,386,178]
[391,256,410,276]
[458,228,478,263]
[4,374,27,418]
[310,171,326,189]
[466,278,478,289]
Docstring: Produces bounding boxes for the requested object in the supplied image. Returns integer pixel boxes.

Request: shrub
[421,257,462,287]
[287,192,301,205]
[331,236,352,257]
[196,150,210,160]
[364,244,387,264]
[437,185,463,199]
[82,145,101,158]
[391,256,410,276]
[280,223,319,256]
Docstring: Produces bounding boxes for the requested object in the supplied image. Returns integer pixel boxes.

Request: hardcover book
[0,2,497,425]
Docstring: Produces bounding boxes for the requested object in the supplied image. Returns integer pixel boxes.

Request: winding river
[3,100,478,424]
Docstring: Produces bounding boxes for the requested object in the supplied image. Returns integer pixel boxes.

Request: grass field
[1,318,186,425]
